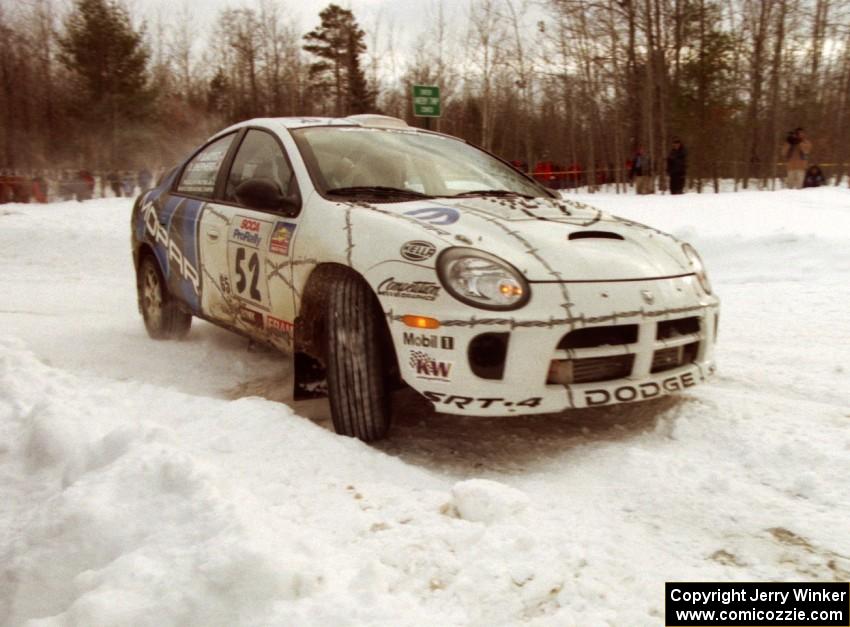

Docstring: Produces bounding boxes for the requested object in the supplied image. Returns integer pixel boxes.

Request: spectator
[533,159,558,189]
[138,167,153,191]
[121,171,135,197]
[782,127,812,189]
[803,164,826,188]
[78,169,95,200]
[666,137,687,195]
[31,172,48,203]
[107,170,122,197]
[630,147,653,194]
[506,159,528,174]
[566,162,582,189]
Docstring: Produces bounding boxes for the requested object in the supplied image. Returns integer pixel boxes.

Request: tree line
[1,0,849,189]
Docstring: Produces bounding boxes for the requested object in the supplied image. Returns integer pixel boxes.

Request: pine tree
[58,0,149,165]
[303,4,374,116]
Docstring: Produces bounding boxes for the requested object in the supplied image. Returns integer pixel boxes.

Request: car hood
[375,195,692,281]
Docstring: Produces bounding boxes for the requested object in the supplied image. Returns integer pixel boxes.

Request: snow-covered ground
[1,189,849,626]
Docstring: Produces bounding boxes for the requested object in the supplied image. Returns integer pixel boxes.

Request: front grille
[651,342,699,373]
[559,324,638,349]
[657,317,700,340]
[573,354,634,382]
[563,354,635,384]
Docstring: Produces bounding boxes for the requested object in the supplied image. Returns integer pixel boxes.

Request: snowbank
[1,190,849,625]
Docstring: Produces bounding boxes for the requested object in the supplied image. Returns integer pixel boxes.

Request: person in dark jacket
[107,170,121,197]
[630,147,653,194]
[803,164,826,188]
[138,167,152,191]
[666,137,687,195]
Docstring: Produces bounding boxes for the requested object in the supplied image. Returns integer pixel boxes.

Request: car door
[156,131,238,315]
[198,127,302,350]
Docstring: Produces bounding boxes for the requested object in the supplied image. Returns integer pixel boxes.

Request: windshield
[291,126,551,199]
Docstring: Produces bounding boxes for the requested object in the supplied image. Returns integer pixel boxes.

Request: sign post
[412,84,441,130]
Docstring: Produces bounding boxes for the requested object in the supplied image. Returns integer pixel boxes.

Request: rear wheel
[138,254,192,340]
[325,271,391,442]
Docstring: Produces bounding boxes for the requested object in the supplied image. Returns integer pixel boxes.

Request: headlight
[682,243,712,294]
[437,247,530,310]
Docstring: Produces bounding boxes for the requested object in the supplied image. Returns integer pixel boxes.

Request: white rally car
[132,115,719,441]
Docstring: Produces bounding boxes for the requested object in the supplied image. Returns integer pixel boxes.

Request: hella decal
[400,240,436,262]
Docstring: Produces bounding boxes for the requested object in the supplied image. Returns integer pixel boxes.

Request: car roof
[218,115,413,135]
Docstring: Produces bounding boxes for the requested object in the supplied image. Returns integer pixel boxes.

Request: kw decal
[409,350,453,382]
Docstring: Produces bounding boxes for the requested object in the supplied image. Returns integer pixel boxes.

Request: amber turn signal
[401,315,440,329]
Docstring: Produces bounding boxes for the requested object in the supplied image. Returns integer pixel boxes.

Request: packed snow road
[1,189,849,626]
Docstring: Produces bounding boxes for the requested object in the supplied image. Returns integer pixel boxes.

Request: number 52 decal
[231,245,268,307]
[235,247,261,300]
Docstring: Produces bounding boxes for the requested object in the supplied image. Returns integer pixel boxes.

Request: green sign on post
[412,85,441,118]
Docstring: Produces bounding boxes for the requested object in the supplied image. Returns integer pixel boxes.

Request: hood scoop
[568,231,624,241]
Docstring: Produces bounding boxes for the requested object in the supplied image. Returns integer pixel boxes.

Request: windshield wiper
[326,186,433,199]
[447,189,535,199]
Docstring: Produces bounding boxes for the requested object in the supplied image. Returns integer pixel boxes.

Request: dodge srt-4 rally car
[132,115,719,441]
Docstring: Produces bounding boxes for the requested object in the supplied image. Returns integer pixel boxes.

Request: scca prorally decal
[583,370,702,406]
[400,240,436,262]
[404,207,460,225]
[377,278,440,301]
[403,331,454,350]
[231,216,263,248]
[269,221,297,255]
[421,391,542,410]
[409,350,452,382]
[142,200,200,295]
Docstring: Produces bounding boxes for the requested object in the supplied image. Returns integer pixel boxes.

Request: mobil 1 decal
[228,215,272,310]
[140,195,204,313]
[403,331,454,350]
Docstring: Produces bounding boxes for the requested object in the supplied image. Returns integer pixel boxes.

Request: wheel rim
[142,263,164,329]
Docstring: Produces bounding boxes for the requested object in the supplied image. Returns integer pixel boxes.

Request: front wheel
[325,271,391,442]
[138,255,192,340]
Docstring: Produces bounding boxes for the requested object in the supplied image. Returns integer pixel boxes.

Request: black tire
[325,270,391,442]
[138,254,192,340]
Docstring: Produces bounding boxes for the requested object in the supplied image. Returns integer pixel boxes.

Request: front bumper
[382,273,719,416]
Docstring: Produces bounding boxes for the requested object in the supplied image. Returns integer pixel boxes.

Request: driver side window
[224,129,296,205]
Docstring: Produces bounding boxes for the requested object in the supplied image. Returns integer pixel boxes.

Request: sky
[132,0,441,45]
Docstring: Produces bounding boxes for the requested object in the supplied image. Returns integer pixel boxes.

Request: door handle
[206,227,220,240]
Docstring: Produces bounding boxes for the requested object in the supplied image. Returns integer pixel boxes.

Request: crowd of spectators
[0,168,159,204]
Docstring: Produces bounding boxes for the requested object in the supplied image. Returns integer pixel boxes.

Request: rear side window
[176,133,236,198]
[224,129,296,203]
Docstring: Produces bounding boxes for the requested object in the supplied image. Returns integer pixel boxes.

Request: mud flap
[293,351,328,400]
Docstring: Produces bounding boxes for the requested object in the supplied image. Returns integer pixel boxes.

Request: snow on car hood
[377,196,691,281]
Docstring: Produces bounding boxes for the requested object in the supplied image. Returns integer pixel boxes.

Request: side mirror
[235,178,299,214]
